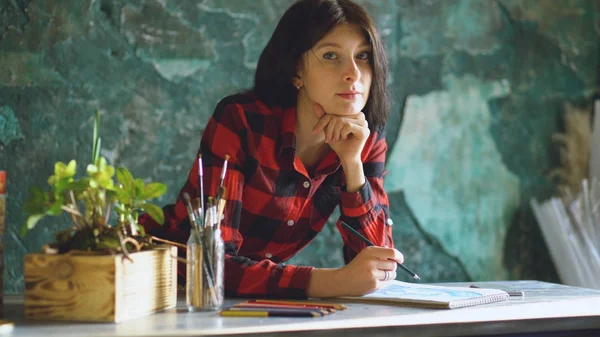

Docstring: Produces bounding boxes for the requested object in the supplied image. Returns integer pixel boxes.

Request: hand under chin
[312,102,364,119]
[321,106,362,117]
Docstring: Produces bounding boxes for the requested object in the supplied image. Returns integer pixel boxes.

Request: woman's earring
[293,75,302,90]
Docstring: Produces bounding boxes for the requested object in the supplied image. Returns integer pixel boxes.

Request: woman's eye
[356,52,371,60]
[323,52,337,60]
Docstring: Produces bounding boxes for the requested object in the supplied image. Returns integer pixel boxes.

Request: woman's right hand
[306,246,404,298]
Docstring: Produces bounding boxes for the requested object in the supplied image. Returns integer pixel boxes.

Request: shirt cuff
[340,179,376,218]
[284,266,314,298]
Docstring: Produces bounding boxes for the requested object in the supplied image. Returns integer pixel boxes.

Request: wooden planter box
[24,245,177,323]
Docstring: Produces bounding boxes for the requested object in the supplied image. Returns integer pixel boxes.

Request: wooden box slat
[24,245,177,323]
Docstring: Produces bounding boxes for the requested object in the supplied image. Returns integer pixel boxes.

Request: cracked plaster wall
[0,0,598,293]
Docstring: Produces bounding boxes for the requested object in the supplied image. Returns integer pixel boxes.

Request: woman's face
[296,24,373,116]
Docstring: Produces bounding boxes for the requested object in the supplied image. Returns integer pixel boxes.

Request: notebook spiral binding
[449,292,510,309]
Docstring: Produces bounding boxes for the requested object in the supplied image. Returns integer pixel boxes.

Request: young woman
[141,0,405,299]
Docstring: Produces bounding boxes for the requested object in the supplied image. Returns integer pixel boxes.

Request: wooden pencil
[341,221,420,280]
[230,305,329,315]
[246,299,347,310]
[220,308,322,317]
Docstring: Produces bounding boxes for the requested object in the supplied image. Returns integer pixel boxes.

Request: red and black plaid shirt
[140,92,393,298]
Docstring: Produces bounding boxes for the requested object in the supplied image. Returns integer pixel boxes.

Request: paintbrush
[198,154,204,217]
[218,155,230,188]
[191,198,204,230]
[216,186,227,230]
[183,193,198,231]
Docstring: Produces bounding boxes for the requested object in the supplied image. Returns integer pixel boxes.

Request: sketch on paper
[365,284,481,301]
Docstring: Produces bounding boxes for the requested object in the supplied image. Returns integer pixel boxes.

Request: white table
[4,281,600,337]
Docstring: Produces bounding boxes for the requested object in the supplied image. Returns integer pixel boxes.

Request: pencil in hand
[340,221,420,280]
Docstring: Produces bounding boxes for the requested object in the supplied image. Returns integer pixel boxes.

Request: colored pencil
[226,307,327,315]
[341,221,420,280]
[246,299,347,310]
[220,308,322,318]
[234,302,335,312]
[232,304,332,314]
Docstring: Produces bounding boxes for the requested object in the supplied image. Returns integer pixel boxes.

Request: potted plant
[21,112,177,323]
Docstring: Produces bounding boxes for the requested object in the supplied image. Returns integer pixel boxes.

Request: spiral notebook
[339,281,509,309]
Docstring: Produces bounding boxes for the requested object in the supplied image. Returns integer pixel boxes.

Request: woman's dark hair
[254,0,390,130]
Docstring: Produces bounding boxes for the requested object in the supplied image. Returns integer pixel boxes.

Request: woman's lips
[337,93,361,100]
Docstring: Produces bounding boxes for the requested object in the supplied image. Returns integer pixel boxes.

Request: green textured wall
[1,0,598,293]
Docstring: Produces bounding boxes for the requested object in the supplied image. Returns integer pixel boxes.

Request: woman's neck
[295,94,326,151]
[294,95,331,171]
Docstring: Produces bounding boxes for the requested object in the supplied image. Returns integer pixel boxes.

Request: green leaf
[114,189,130,204]
[48,160,76,185]
[92,110,100,164]
[94,138,102,165]
[96,172,114,189]
[135,178,145,196]
[116,168,134,191]
[136,224,146,237]
[54,176,73,194]
[65,160,77,177]
[106,189,119,203]
[89,178,99,188]
[23,186,48,214]
[87,164,98,175]
[105,165,115,178]
[142,182,167,200]
[54,161,67,176]
[21,214,45,237]
[97,157,107,170]
[47,197,64,216]
[67,179,89,192]
[141,203,164,225]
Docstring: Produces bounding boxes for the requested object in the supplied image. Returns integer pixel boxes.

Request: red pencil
[234,303,334,313]
[245,299,347,310]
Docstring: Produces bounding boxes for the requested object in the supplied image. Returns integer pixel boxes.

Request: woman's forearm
[306,268,342,298]
[341,158,365,193]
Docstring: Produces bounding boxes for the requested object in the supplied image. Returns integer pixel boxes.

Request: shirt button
[387,218,394,226]
[287,220,294,226]
[303,181,310,188]
[265,253,273,258]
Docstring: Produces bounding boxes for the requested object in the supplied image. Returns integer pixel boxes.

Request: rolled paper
[0,171,5,236]
[0,170,5,317]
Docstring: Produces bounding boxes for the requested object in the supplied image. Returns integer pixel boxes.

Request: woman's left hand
[312,103,370,162]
